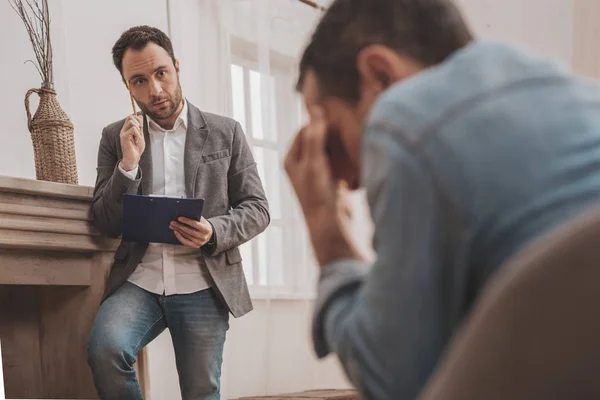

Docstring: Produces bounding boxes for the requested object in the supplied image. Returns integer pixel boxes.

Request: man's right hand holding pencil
[119,114,145,172]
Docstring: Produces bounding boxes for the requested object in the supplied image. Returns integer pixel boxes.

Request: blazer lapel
[139,114,152,195]
[184,103,209,198]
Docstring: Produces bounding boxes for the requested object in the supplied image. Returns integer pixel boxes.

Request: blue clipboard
[122,194,205,245]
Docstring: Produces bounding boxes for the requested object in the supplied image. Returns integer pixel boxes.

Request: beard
[138,81,183,122]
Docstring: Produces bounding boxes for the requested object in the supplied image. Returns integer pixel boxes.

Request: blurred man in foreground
[285,0,600,398]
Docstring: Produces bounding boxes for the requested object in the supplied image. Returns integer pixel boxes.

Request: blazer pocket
[225,247,242,264]
[202,149,230,163]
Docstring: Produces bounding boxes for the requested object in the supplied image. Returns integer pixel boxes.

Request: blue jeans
[87,282,229,400]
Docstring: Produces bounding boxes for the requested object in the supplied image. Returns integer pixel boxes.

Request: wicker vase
[25,88,78,184]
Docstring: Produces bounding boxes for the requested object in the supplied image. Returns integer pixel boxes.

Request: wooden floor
[235,389,359,400]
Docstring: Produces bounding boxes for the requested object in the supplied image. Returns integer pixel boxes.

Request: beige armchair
[420,207,600,400]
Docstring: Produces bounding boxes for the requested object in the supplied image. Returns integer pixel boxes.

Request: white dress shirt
[120,100,211,295]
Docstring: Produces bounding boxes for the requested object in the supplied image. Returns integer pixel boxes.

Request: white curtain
[171,0,323,298]
[170,0,373,297]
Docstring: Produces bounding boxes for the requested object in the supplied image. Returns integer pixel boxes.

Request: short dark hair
[297,0,473,103]
[112,25,176,77]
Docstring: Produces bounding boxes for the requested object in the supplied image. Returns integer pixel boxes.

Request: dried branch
[298,0,326,11]
[8,0,53,87]
[24,59,43,78]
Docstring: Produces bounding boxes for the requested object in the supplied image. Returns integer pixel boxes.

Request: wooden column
[0,176,148,399]
[573,0,600,79]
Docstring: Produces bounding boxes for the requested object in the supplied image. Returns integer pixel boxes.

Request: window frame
[229,36,316,297]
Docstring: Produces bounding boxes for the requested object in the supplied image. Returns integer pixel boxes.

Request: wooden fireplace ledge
[0,176,118,251]
[0,176,119,287]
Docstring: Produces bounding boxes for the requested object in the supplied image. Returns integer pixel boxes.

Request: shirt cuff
[118,163,139,181]
[312,259,368,358]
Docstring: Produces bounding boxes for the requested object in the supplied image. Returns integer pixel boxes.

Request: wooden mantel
[0,176,147,399]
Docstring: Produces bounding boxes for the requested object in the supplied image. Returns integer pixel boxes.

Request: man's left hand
[284,108,361,266]
[170,217,213,249]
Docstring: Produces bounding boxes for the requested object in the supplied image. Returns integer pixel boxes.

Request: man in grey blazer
[87,26,269,400]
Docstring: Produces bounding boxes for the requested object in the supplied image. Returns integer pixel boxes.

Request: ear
[175,59,180,73]
[356,45,419,91]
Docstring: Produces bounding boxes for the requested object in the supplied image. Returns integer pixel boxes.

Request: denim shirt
[312,41,600,400]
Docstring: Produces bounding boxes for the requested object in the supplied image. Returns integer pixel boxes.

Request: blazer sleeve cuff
[108,161,142,204]
[202,216,226,256]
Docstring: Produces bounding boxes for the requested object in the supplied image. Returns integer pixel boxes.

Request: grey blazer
[91,101,270,318]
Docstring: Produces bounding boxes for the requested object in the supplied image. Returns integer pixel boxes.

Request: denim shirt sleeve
[312,125,446,399]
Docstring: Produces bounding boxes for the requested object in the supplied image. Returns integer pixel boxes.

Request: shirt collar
[147,98,188,133]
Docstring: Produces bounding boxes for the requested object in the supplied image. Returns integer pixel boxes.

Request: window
[229,38,315,296]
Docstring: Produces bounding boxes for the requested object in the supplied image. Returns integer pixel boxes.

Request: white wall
[457,0,574,66]
[0,0,590,399]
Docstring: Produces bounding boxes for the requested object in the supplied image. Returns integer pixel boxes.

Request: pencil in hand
[126,81,137,115]
[124,81,143,148]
